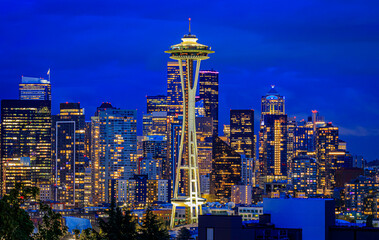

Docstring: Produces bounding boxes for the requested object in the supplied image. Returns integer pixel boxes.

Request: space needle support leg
[170,59,186,229]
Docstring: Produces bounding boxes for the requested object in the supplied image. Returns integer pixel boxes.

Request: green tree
[139,208,169,240]
[98,201,138,240]
[73,229,80,239]
[176,227,191,240]
[0,183,38,240]
[78,228,101,240]
[33,203,67,240]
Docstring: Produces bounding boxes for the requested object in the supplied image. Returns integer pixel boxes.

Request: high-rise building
[91,102,117,205]
[92,107,137,203]
[52,103,86,207]
[19,76,51,101]
[261,85,285,116]
[259,87,288,182]
[165,22,214,227]
[230,110,254,159]
[196,117,213,177]
[199,70,219,135]
[146,95,167,113]
[344,176,379,219]
[292,154,317,197]
[1,100,51,196]
[165,115,182,180]
[211,136,241,202]
[259,114,288,177]
[316,122,339,196]
[142,112,167,136]
[167,61,187,115]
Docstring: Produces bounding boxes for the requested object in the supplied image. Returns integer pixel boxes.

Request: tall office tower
[230,110,254,159]
[91,102,116,205]
[143,112,168,136]
[85,122,92,160]
[196,117,213,177]
[286,117,296,176]
[1,100,51,196]
[167,61,187,115]
[259,114,288,178]
[142,135,167,179]
[96,108,137,203]
[261,85,285,116]
[52,103,86,207]
[292,154,317,197]
[199,70,219,135]
[211,136,241,202]
[316,123,339,196]
[294,120,315,155]
[19,76,51,101]
[259,87,288,183]
[166,20,214,227]
[146,95,167,113]
[165,115,182,180]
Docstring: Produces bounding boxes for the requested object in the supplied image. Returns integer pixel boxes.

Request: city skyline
[1,0,379,162]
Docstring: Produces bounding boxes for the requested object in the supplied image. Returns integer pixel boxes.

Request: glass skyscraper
[146,95,167,113]
[230,109,255,159]
[19,76,51,101]
[259,86,288,181]
[1,100,51,196]
[94,108,137,203]
[167,61,186,115]
[199,70,219,135]
[52,102,86,207]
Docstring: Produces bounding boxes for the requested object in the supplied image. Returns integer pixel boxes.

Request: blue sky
[1,0,379,160]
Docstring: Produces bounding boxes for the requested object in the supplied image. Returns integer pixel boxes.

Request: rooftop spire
[188,18,191,34]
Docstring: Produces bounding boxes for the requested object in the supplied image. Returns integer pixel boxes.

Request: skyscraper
[292,154,318,197]
[230,109,255,159]
[52,103,86,207]
[261,85,285,116]
[199,70,219,135]
[1,100,51,196]
[167,61,187,115]
[91,106,137,203]
[211,136,241,202]
[91,102,116,205]
[165,20,214,227]
[146,95,167,113]
[259,86,287,182]
[19,76,51,101]
[316,122,339,196]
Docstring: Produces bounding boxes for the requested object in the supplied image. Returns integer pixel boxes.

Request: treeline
[0,184,170,240]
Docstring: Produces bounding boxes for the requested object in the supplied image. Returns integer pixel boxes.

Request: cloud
[339,126,379,137]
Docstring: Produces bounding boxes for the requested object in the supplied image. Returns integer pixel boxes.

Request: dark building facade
[52,102,86,207]
[167,61,187,115]
[259,114,288,177]
[198,215,302,240]
[211,136,241,202]
[230,109,254,159]
[19,76,51,101]
[146,95,167,113]
[199,70,219,135]
[1,100,51,195]
[316,123,339,196]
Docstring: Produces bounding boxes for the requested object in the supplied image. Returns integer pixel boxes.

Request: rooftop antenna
[189,18,191,34]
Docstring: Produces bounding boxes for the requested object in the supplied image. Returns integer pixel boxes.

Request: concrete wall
[263,198,335,240]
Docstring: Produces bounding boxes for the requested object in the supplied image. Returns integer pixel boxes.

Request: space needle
[165,19,214,228]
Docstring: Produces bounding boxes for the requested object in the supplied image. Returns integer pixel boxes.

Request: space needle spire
[165,19,214,228]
